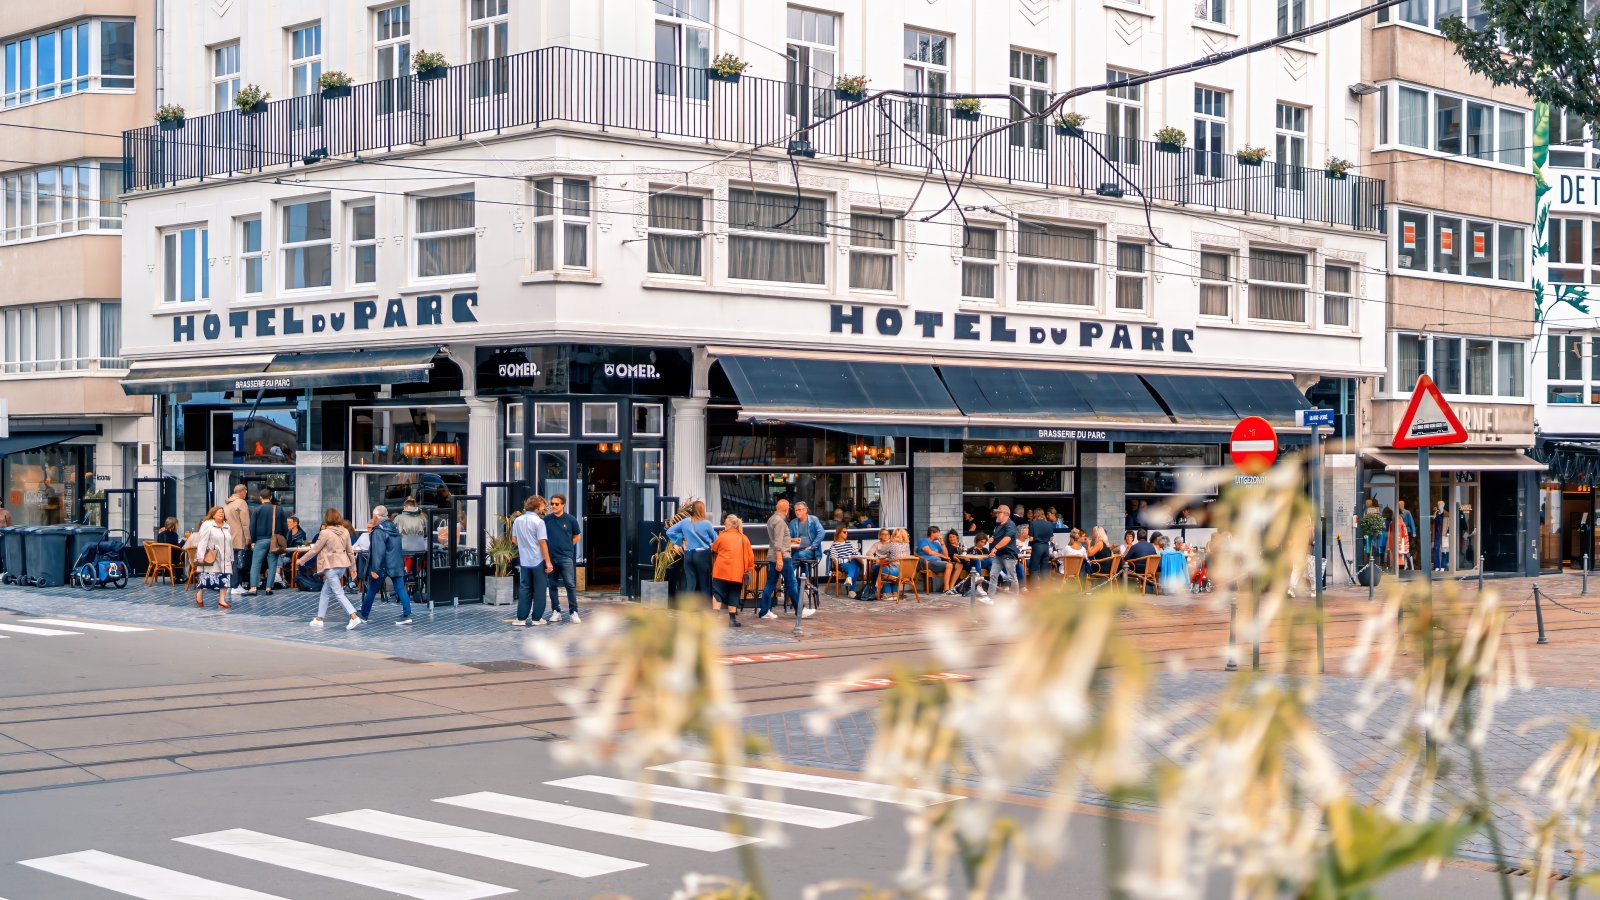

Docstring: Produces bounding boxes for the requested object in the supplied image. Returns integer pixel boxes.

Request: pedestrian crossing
[0,619,152,639]
[14,760,950,898]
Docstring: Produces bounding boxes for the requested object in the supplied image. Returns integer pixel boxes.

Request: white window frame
[726,188,830,288]
[1394,207,1528,286]
[1016,220,1098,308]
[1008,48,1050,151]
[0,302,104,374]
[1274,102,1308,191]
[1392,332,1528,402]
[1246,247,1309,325]
[239,215,264,297]
[1323,264,1353,329]
[349,201,378,288]
[162,223,210,304]
[1197,0,1227,25]
[1545,332,1591,405]
[1277,0,1306,36]
[532,177,593,274]
[468,0,510,99]
[289,22,322,131]
[654,0,712,101]
[903,29,951,135]
[633,402,666,438]
[582,402,619,438]
[279,197,333,292]
[211,42,240,114]
[411,189,476,281]
[1377,81,1529,170]
[1198,249,1234,319]
[1376,0,1491,33]
[0,160,119,245]
[961,224,1001,301]
[2,18,131,109]
[645,191,707,280]
[374,3,412,114]
[785,6,837,124]
[1106,68,1143,166]
[1194,87,1228,180]
[847,212,897,294]
[534,402,569,437]
[1114,241,1148,313]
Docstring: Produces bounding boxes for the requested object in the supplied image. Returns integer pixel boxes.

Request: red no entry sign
[1230,416,1279,476]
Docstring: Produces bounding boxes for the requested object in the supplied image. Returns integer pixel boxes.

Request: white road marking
[1230,440,1276,452]
[19,850,288,899]
[174,829,512,900]
[436,791,761,851]
[650,760,959,807]
[547,775,868,828]
[0,623,80,636]
[21,619,151,632]
[312,808,645,877]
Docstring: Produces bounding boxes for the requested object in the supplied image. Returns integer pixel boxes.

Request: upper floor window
[728,188,827,285]
[2,302,119,374]
[1393,332,1525,400]
[289,23,322,129]
[1115,242,1148,312]
[413,191,475,279]
[1008,49,1049,150]
[1194,88,1228,179]
[1198,250,1234,317]
[1380,0,1490,30]
[1017,222,1096,306]
[1277,0,1306,36]
[647,193,705,278]
[2,18,131,109]
[1385,83,1527,167]
[961,226,999,300]
[532,177,592,273]
[469,0,509,99]
[1324,265,1352,327]
[1396,208,1525,284]
[1248,248,1307,323]
[1198,0,1227,24]
[1275,103,1308,190]
[1546,333,1594,404]
[848,214,896,293]
[163,224,210,303]
[1106,69,1142,166]
[211,42,240,114]
[375,4,412,114]
[281,198,332,291]
[903,29,950,135]
[786,7,836,124]
[654,0,711,101]
[0,161,121,244]
[239,216,263,296]
[350,203,377,287]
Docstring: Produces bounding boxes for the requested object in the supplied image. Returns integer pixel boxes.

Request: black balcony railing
[122,46,1384,231]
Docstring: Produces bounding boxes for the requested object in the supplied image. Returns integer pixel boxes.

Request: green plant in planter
[234,84,270,114]
[833,74,869,100]
[318,70,354,98]
[1053,111,1088,135]
[1235,145,1269,165]
[1326,156,1353,179]
[1155,125,1187,150]
[155,104,185,130]
[708,53,748,81]
[413,50,449,80]
[487,516,517,579]
[1359,511,1387,541]
[952,96,982,120]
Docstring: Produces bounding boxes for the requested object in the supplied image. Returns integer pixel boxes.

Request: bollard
[1478,555,1484,592]
[1225,600,1238,672]
[1533,584,1549,645]
[1586,555,1590,596]
[1366,561,1374,603]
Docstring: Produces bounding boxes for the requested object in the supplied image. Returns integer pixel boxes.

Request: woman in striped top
[827,526,862,599]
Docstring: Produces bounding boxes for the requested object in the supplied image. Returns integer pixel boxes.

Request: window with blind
[728,188,827,285]
[1199,251,1232,317]
[1115,242,1147,311]
[647,193,704,277]
[0,161,122,244]
[1398,208,1525,284]
[1323,265,1352,328]
[532,178,591,273]
[1,302,111,372]
[413,191,475,278]
[961,226,998,299]
[1017,221,1096,306]
[848,214,895,292]
[1392,333,1528,401]
[1247,248,1307,323]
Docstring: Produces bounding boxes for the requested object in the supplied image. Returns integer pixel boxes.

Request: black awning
[718,356,958,414]
[121,359,272,395]
[263,347,440,389]
[0,428,97,457]
[1532,439,1600,483]
[1143,375,1309,425]
[939,367,1167,420]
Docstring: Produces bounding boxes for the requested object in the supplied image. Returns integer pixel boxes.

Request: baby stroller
[71,536,129,589]
[1190,552,1212,593]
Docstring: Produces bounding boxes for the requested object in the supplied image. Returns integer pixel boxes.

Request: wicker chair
[877,557,923,604]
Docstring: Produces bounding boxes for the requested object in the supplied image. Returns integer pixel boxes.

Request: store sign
[1552,171,1600,212]
[475,345,693,396]
[829,305,1195,353]
[169,293,480,344]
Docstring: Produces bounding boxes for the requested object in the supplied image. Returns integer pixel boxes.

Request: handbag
[269,505,287,554]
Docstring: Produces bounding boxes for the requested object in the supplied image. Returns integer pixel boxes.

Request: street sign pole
[1419,445,1432,667]
[1312,422,1325,675]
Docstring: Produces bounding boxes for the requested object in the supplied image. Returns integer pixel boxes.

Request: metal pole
[1586,554,1590,596]
[1312,423,1325,675]
[1419,446,1433,669]
[1533,583,1549,644]
[1225,599,1238,671]
[1366,560,1374,603]
[1478,554,1484,592]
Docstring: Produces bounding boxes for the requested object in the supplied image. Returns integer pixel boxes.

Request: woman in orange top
[710,514,755,628]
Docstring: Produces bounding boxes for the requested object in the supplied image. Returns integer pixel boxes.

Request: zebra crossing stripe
[0,623,80,636]
[19,850,289,899]
[435,791,761,851]
[21,619,151,632]
[174,829,512,900]
[650,760,959,807]
[546,775,868,828]
[312,809,645,877]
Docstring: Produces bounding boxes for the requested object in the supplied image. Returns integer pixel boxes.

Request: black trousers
[683,548,712,596]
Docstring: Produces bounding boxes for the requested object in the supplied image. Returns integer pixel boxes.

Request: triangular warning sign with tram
[1391,374,1468,449]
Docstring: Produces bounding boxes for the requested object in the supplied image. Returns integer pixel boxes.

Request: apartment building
[1359,2,1542,577]
[0,5,153,528]
[116,0,1387,596]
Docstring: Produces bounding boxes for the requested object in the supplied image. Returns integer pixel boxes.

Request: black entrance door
[1481,472,1521,572]
[580,447,623,590]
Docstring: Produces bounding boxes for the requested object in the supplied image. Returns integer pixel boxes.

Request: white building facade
[119,0,1387,595]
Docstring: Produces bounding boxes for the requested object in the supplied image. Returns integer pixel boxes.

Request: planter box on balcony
[1326,171,1348,180]
[416,67,448,82]
[706,69,743,83]
[952,108,980,121]
[1054,125,1084,137]
[240,101,267,116]
[1157,142,1184,154]
[1237,157,1264,166]
[834,88,865,102]
[320,85,352,99]
[158,118,184,131]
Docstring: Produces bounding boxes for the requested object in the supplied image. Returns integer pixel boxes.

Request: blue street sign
[1297,408,1336,428]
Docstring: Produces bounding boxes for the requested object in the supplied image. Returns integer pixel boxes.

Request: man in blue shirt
[989,505,1021,595]
[788,501,826,573]
[510,495,553,627]
[543,494,583,624]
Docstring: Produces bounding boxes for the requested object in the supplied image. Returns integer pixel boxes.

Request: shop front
[0,429,100,526]
[1530,438,1600,569]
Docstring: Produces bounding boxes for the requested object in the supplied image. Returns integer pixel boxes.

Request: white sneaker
[977,594,995,606]
[567,612,581,624]
[801,608,815,618]
[309,618,323,628]
[848,591,857,599]
[548,611,563,623]
[761,612,778,620]
[346,617,362,630]
[530,618,547,626]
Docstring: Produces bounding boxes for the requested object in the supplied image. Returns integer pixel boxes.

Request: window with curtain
[728,188,828,285]
[1247,248,1306,323]
[848,214,896,292]
[469,0,510,99]
[532,178,592,272]
[1199,250,1232,317]
[0,161,120,244]
[654,0,711,100]
[99,302,121,368]
[1017,221,1095,305]
[647,193,705,277]
[413,191,475,278]
[1434,94,1462,154]
[1,302,107,372]
[350,203,377,286]
[1115,242,1147,311]
[1497,224,1525,282]
[1497,341,1524,398]
[961,226,998,299]
[1465,339,1494,395]
[281,198,332,290]
[1431,215,1462,275]
[1391,83,1527,165]
[1398,86,1429,148]
[1432,336,1463,394]
[239,216,263,295]
[1396,333,1426,390]
[163,224,209,302]
[1324,265,1351,327]
[785,7,836,125]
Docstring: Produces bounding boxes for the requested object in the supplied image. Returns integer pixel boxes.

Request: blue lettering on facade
[353,300,378,330]
[170,293,482,343]
[822,305,1199,355]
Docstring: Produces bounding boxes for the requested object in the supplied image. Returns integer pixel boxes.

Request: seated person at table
[917,526,954,593]
[942,530,966,584]
[1086,526,1114,576]
[1125,530,1160,593]
[827,527,863,598]
[1122,530,1138,556]
[284,516,309,548]
[867,529,893,561]
[878,529,912,597]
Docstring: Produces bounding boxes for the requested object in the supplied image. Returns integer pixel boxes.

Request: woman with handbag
[185,507,233,610]
[303,508,361,630]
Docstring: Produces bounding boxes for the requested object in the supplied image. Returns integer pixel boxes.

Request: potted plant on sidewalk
[1155,125,1187,153]
[413,50,449,81]
[644,533,680,607]
[234,84,270,115]
[155,104,185,131]
[952,96,982,121]
[833,74,868,102]
[318,71,354,99]
[707,53,748,83]
[1358,511,1387,586]
[484,517,516,606]
[1053,111,1087,137]
[1235,145,1268,166]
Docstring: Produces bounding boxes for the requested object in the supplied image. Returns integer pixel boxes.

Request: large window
[1,302,114,373]
[349,405,469,466]
[281,198,332,290]
[374,4,411,114]
[646,193,705,278]
[961,226,999,299]
[1391,332,1527,399]
[1548,106,1594,168]
[904,29,950,135]
[211,42,239,114]
[1009,49,1049,150]
[1396,209,1526,283]
[469,0,509,99]
[728,188,827,285]
[1385,82,1527,166]
[289,23,322,130]
[654,0,711,101]
[785,7,836,124]
[1379,0,1491,30]
[1275,103,1307,190]
[0,161,120,243]
[1194,88,1227,179]
[1247,249,1307,323]
[848,214,896,292]
[413,191,475,279]
[1017,222,1096,306]
[3,18,133,109]
[1106,69,1142,165]
[532,177,592,273]
[163,224,209,303]
[1199,251,1234,318]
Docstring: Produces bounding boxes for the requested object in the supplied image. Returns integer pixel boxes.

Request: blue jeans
[832,559,862,588]
[760,558,799,616]
[546,555,579,614]
[682,548,712,597]
[516,564,549,622]
[359,572,412,619]
[249,539,280,591]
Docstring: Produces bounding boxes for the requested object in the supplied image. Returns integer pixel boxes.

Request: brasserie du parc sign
[829,304,1196,353]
